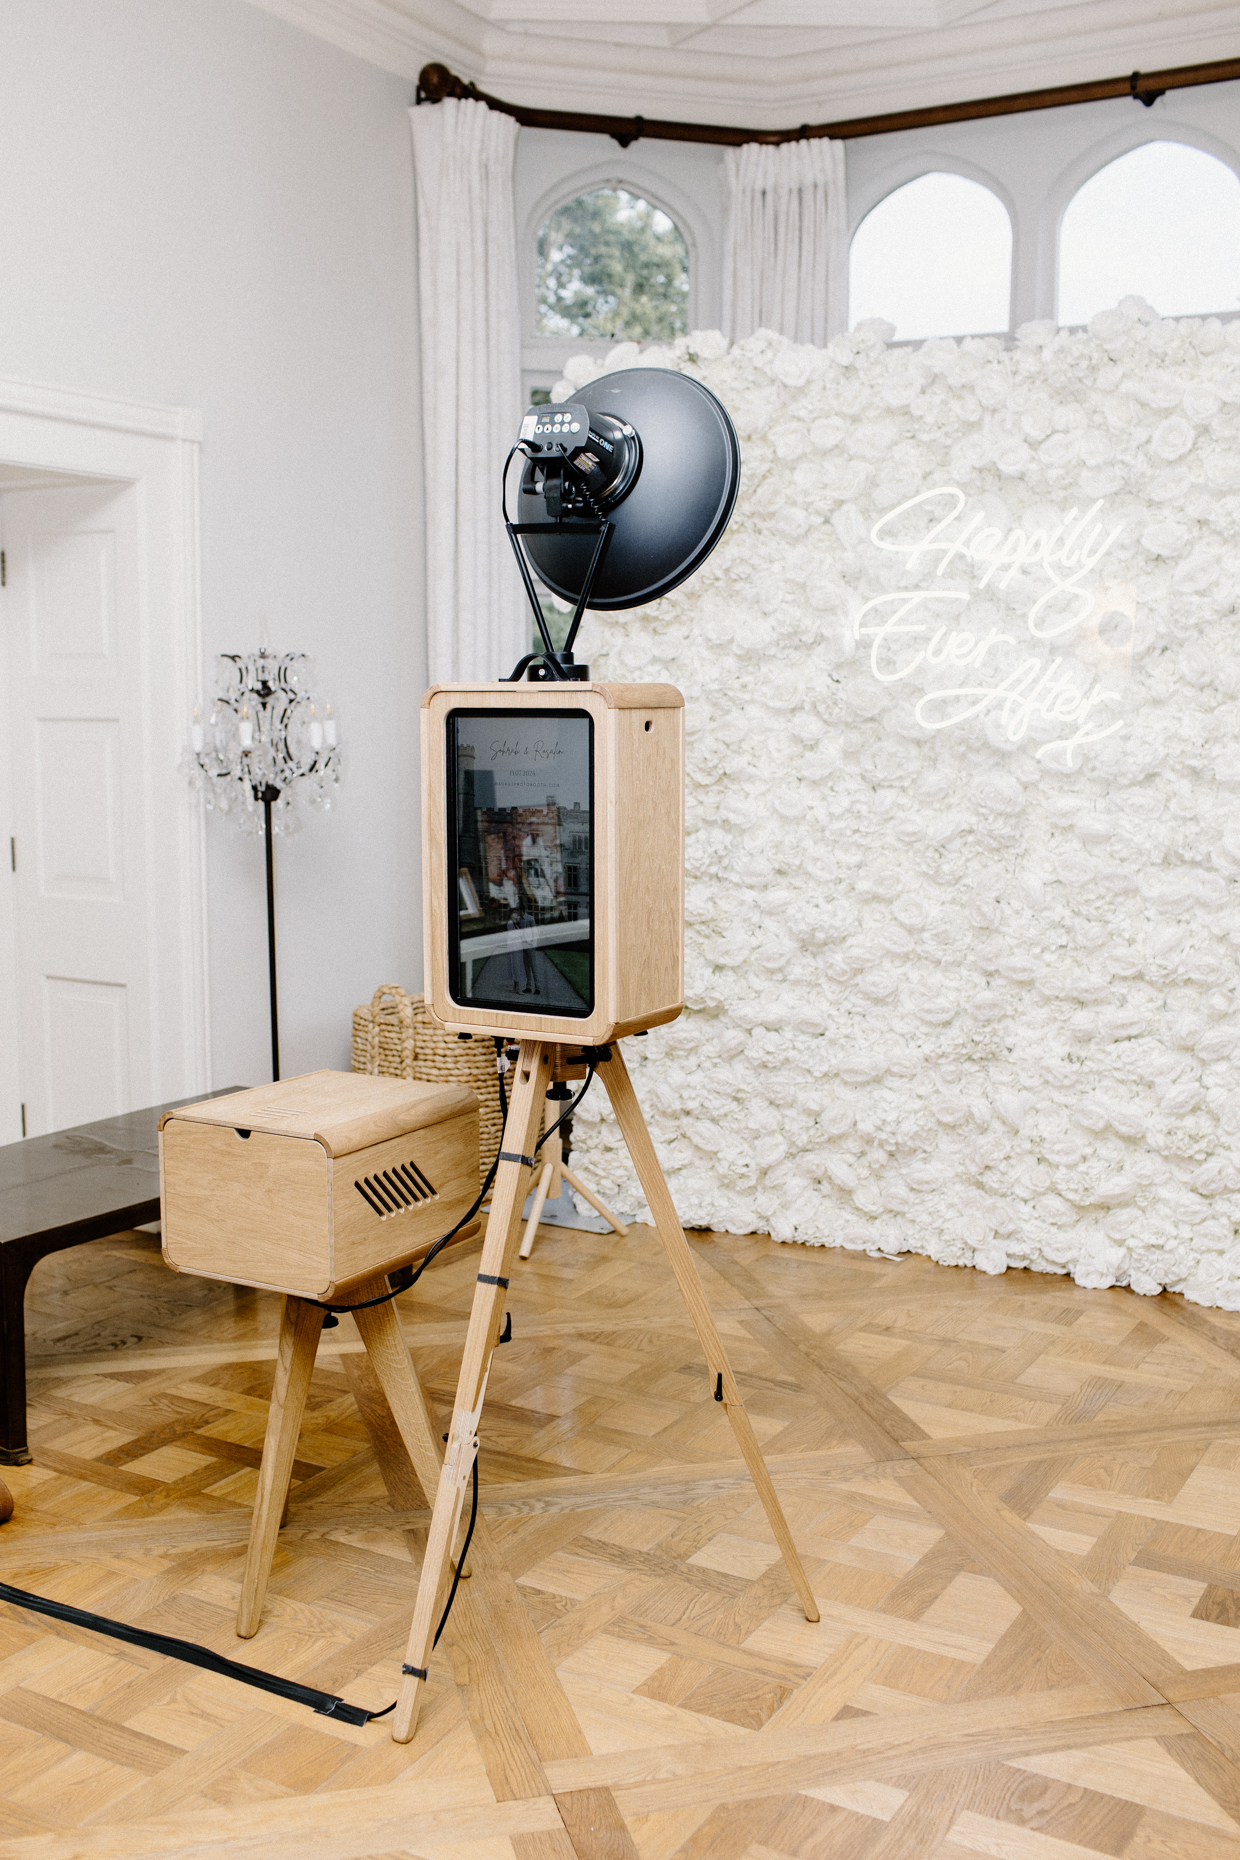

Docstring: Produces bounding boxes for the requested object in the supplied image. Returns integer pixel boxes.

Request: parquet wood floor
[4,1223,1240,1857]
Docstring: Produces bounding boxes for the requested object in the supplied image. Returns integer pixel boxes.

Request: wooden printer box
[422,681,685,1045]
[159,1070,479,1301]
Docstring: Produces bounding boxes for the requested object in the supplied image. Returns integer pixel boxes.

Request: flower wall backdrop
[553,306,1240,1309]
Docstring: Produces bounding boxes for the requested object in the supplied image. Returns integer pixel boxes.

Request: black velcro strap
[477,1273,509,1288]
[0,1580,392,1727]
[402,1663,428,1680]
[499,1149,537,1167]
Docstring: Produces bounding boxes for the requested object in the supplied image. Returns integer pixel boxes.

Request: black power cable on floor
[0,1581,395,1725]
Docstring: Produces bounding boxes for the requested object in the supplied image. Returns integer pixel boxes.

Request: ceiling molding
[244,0,1240,128]
[245,0,468,84]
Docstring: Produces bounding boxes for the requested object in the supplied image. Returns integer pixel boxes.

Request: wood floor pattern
[3,1225,1240,1856]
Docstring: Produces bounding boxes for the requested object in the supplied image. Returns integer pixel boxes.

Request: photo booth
[391,370,820,1744]
[147,367,821,1742]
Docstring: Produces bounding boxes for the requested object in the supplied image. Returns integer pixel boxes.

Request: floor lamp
[188,651,342,1080]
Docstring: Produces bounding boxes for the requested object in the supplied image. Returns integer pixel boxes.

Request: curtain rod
[416,54,1240,148]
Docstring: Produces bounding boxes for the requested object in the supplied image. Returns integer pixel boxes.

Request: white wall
[0,0,424,1091]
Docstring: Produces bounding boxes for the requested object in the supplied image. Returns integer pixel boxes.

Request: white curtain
[410,98,525,684]
[723,138,848,347]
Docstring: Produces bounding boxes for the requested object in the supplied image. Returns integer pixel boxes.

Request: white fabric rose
[1151,415,1195,460]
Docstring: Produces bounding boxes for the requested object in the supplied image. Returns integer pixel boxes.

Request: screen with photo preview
[447,710,593,1015]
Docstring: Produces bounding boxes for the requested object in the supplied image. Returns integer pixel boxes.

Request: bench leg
[236,1294,324,1639]
[0,1247,37,1466]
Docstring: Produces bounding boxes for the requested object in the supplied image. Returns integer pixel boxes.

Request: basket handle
[370,984,409,1015]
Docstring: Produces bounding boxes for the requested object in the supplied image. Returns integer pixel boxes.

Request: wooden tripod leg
[597,1047,820,1625]
[392,1039,551,1744]
[237,1295,325,1638]
[518,1160,555,1261]
[560,1165,629,1236]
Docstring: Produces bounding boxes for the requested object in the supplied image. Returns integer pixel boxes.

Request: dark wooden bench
[0,1091,240,1464]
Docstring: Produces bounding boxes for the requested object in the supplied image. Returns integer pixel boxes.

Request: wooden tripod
[392,1038,820,1743]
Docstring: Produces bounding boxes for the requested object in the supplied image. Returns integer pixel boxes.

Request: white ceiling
[250,0,1240,126]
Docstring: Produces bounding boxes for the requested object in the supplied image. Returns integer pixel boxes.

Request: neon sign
[857,486,1133,768]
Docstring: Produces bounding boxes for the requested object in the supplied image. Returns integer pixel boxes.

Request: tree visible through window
[849,172,1012,341]
[1058,141,1240,325]
[536,188,689,342]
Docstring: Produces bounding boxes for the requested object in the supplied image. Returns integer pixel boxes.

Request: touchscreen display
[447,710,593,1015]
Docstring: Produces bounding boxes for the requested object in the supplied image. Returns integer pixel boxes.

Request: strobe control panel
[519,401,591,453]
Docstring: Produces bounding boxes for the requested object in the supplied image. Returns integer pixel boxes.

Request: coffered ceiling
[249,0,1240,125]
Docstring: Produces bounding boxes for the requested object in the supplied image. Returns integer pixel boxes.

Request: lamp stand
[391,1037,820,1744]
[261,786,281,1082]
[188,649,342,1088]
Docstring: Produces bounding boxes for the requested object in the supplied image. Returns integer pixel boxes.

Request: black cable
[315,1051,512,1651]
[414,1057,597,1654]
[536,1065,595,1157]
[501,440,533,528]
[432,1454,479,1649]
[318,1059,510,1318]
[0,1581,394,1725]
[420,1044,506,1647]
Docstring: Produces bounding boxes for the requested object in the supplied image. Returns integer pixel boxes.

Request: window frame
[1046,125,1240,328]
[521,159,705,402]
[847,153,1018,343]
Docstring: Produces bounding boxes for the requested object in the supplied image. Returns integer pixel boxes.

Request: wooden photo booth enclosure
[393,681,820,1743]
[159,1070,480,1636]
[422,680,684,1045]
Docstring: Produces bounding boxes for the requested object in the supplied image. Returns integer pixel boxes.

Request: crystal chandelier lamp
[188,650,343,1079]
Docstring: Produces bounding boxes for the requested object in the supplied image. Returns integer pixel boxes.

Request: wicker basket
[350,984,415,1078]
[352,984,502,1184]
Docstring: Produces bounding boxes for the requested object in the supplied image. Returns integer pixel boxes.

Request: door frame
[0,374,210,1126]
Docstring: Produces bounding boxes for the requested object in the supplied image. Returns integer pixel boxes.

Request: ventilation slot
[354,1161,438,1219]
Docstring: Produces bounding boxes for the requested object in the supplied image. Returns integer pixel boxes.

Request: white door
[0,480,155,1137]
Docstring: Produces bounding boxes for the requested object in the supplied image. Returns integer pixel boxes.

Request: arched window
[849,172,1012,341]
[535,188,690,343]
[1058,141,1240,325]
